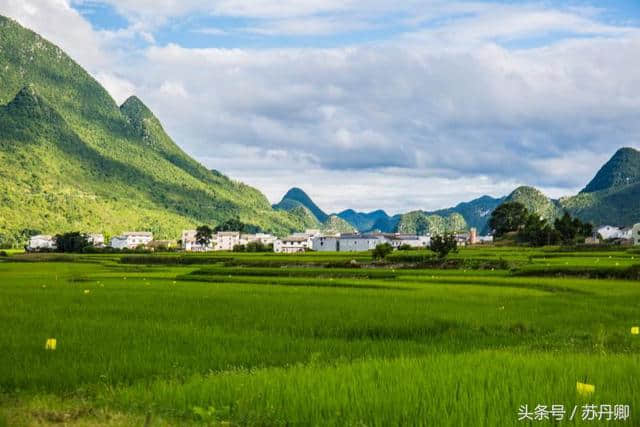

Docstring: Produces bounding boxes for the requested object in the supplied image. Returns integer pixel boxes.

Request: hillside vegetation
[0,15,304,246]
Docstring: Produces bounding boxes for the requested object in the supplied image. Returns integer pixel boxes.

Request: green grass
[1,247,639,425]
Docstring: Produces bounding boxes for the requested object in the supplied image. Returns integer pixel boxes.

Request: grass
[1,246,639,425]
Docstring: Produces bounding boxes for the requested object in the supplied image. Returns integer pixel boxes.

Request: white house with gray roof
[110,232,153,249]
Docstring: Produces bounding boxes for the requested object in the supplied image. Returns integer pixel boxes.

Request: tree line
[488,202,593,246]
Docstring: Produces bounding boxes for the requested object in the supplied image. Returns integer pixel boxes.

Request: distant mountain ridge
[275,147,640,234]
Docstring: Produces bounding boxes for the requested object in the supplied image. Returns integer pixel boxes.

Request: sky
[1,1,640,214]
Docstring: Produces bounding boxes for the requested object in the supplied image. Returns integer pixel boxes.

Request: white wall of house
[598,226,622,240]
[110,232,153,249]
[337,236,386,252]
[216,232,240,251]
[274,237,310,253]
[28,235,56,250]
[389,235,431,248]
[87,234,105,247]
[312,236,339,252]
[633,224,640,246]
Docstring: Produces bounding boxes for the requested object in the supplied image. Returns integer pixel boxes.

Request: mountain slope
[426,195,505,233]
[581,147,640,193]
[336,209,390,232]
[0,15,303,246]
[273,188,329,222]
[504,186,562,221]
[323,215,356,233]
[396,211,467,235]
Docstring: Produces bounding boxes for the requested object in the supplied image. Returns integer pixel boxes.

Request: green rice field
[1,246,639,425]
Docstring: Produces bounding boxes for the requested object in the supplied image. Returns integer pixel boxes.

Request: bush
[372,243,393,260]
[397,244,413,251]
[430,234,458,258]
[54,232,91,253]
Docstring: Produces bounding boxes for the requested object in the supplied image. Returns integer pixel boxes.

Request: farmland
[1,246,639,426]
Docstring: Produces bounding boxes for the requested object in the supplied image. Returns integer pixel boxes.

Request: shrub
[430,234,458,258]
[372,243,393,260]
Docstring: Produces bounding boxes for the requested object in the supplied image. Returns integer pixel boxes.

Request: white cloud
[2,1,640,213]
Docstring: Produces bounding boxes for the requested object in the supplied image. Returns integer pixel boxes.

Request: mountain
[581,147,640,193]
[559,147,640,226]
[505,186,562,221]
[369,215,402,233]
[323,215,356,234]
[336,209,390,232]
[425,195,505,234]
[396,211,467,236]
[0,15,304,246]
[273,187,329,222]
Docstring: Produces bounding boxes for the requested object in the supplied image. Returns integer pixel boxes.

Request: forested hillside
[0,15,304,246]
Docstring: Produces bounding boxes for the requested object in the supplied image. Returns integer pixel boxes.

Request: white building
[181,230,214,252]
[619,227,633,240]
[215,231,241,251]
[239,233,277,247]
[311,236,340,252]
[27,235,56,251]
[331,234,388,252]
[87,233,105,247]
[110,232,153,249]
[478,235,494,244]
[633,224,640,246]
[275,235,312,253]
[597,225,622,240]
[388,234,431,248]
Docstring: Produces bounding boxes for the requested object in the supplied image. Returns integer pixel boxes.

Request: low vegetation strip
[187,266,397,279]
[178,274,410,291]
[514,264,640,280]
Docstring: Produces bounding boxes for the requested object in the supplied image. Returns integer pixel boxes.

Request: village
[25,223,640,253]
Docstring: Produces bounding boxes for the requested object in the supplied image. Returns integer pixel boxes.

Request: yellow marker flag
[632,326,640,335]
[45,338,57,350]
[576,382,595,396]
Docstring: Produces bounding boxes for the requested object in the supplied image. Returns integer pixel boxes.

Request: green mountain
[505,186,562,221]
[396,211,467,236]
[273,188,329,222]
[426,195,505,234]
[323,215,356,234]
[581,147,640,193]
[491,148,640,228]
[0,15,304,246]
[336,209,390,232]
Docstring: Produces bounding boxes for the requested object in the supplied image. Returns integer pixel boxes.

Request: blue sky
[2,1,640,213]
[72,0,640,48]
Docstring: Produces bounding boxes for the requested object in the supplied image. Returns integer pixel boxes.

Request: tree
[195,225,213,247]
[488,202,530,237]
[430,234,458,258]
[214,217,261,233]
[518,215,560,247]
[554,211,593,244]
[372,243,393,260]
[55,232,90,253]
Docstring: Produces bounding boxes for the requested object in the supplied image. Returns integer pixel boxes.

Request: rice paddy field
[1,246,639,426]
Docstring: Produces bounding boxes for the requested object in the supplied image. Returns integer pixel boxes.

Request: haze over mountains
[274,147,640,234]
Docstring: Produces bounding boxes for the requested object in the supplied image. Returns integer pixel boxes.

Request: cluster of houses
[180,230,277,251]
[27,223,640,252]
[594,225,640,244]
[28,232,152,251]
